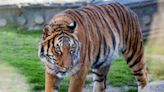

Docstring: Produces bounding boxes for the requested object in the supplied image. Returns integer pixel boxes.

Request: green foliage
[107,56,137,87]
[59,77,70,92]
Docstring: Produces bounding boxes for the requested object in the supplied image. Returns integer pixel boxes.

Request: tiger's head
[38,14,81,78]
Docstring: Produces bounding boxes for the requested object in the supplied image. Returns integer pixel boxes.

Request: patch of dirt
[0,63,30,92]
[147,54,164,61]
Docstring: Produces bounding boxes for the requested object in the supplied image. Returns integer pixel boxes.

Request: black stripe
[74,10,92,53]
[137,78,144,82]
[115,3,128,25]
[134,72,143,76]
[104,4,120,19]
[110,4,120,19]
[92,47,101,68]
[91,71,104,77]
[113,4,127,49]
[103,75,107,89]
[103,37,108,56]
[107,24,116,50]
[129,52,143,68]
[100,17,116,50]
[115,3,130,41]
[52,37,55,48]
[126,12,133,55]
[101,5,121,34]
[41,46,44,53]
[113,4,124,27]
[122,49,126,54]
[93,52,109,69]
[93,7,106,56]
[96,7,116,49]
[40,46,45,57]
[94,78,105,82]
[93,61,105,69]
[133,64,144,73]
[64,32,75,39]
[54,86,59,90]
[124,9,133,54]
[47,40,50,52]
[91,6,106,29]
[84,7,111,68]
[81,9,102,66]
[126,38,139,63]
[47,64,55,70]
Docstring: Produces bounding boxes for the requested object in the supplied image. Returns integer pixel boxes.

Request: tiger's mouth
[56,64,81,78]
[45,61,81,78]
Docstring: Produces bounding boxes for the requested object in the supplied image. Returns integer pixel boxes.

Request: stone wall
[0,3,81,30]
[0,0,162,39]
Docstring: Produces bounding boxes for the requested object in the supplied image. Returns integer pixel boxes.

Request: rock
[141,81,164,92]
[105,85,121,92]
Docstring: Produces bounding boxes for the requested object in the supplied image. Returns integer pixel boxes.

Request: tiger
[38,2,148,92]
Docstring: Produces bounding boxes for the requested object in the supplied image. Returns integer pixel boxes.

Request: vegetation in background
[145,40,164,81]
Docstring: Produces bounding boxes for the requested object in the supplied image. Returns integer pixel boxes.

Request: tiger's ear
[67,21,76,30]
[43,24,50,39]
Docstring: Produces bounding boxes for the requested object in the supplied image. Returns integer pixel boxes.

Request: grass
[0,26,45,91]
[1,26,163,92]
[108,56,136,87]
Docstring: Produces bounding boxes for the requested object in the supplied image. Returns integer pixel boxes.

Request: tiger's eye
[72,44,76,48]
[70,48,75,54]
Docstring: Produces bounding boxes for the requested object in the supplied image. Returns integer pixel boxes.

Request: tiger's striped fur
[38,2,148,92]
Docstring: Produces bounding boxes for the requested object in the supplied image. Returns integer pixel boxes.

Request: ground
[0,63,30,92]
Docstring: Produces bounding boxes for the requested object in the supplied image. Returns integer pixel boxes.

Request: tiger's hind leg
[122,39,148,90]
[92,65,110,92]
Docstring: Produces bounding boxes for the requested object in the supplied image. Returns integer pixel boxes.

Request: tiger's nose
[60,70,67,74]
[60,67,67,73]
[63,65,72,70]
